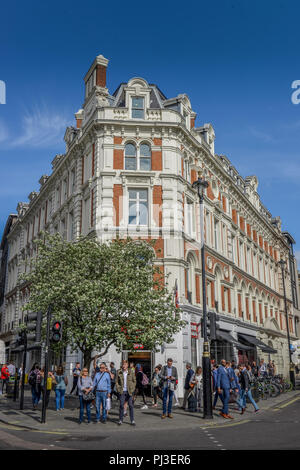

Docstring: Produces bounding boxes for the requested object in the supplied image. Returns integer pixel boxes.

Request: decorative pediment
[264,317,280,332]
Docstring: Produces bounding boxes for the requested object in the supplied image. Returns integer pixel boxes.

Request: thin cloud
[9,104,72,148]
[0,119,9,142]
[248,126,278,144]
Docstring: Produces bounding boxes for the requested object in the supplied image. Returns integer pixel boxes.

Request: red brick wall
[113,149,123,170]
[96,64,106,87]
[152,150,162,171]
[240,216,245,232]
[153,185,163,227]
[195,274,200,304]
[232,209,238,225]
[113,184,123,226]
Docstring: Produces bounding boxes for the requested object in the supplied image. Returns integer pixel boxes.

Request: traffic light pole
[200,194,213,419]
[41,305,52,424]
[20,332,27,410]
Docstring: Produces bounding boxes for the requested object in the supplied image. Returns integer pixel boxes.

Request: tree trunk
[83,350,93,369]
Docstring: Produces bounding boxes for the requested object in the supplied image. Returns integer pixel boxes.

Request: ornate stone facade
[1,54,299,391]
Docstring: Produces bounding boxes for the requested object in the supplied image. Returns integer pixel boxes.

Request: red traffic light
[53,322,61,331]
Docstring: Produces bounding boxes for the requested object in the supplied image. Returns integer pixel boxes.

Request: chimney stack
[84,54,109,100]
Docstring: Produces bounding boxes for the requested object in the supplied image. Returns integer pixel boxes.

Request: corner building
[2,54,299,395]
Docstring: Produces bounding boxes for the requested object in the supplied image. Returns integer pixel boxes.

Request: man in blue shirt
[93,362,111,423]
[217,359,238,419]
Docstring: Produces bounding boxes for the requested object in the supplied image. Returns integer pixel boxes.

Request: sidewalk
[0,387,299,435]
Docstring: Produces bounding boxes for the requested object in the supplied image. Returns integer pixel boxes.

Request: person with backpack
[134,364,148,409]
[28,363,42,409]
[54,365,68,411]
[93,362,111,423]
[77,367,94,424]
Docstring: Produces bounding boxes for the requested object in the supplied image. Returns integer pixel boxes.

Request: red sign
[191,322,199,339]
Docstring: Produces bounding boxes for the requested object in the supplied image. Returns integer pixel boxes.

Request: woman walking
[77,367,93,424]
[190,367,203,412]
[54,365,68,411]
[151,366,162,407]
[134,364,148,409]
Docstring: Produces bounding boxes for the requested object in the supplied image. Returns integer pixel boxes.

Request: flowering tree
[21,233,185,367]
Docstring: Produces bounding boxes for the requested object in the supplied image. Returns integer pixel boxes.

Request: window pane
[132,109,144,119]
[125,157,137,170]
[129,190,137,200]
[140,157,151,171]
[125,143,136,156]
[139,189,148,201]
[140,144,151,156]
[132,97,144,108]
[139,201,148,225]
[129,202,137,225]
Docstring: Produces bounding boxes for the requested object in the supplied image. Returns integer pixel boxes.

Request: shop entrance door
[122,350,153,396]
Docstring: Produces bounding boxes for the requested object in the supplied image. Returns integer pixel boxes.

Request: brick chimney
[84,54,109,99]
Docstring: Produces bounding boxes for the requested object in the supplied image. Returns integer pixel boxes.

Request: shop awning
[217,330,252,350]
[238,333,277,354]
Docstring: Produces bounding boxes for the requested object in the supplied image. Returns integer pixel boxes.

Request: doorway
[122,350,154,396]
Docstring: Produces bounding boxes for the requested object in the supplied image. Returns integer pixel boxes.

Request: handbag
[82,390,95,402]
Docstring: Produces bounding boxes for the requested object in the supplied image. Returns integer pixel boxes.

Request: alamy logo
[0,80,6,104]
[291,80,300,105]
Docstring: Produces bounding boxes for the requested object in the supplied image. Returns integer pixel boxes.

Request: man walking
[161,358,178,419]
[239,364,259,414]
[116,360,136,426]
[93,362,111,424]
[217,358,238,419]
[109,362,118,400]
[182,362,194,410]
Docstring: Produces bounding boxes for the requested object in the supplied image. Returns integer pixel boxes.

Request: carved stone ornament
[206,257,213,270]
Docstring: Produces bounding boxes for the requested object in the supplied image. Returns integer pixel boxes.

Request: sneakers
[167,414,173,419]
[219,412,229,419]
[255,409,260,413]
[131,421,136,426]
[161,414,167,419]
[118,420,123,425]
[226,414,234,419]
[141,405,148,410]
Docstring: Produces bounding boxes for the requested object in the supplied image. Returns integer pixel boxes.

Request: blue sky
[1,0,300,265]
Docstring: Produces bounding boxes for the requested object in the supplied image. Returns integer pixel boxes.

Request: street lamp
[192,173,213,419]
[278,259,296,389]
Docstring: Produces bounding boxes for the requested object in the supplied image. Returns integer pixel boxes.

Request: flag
[174,279,179,309]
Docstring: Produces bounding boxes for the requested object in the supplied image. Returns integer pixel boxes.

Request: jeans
[79,395,91,422]
[31,386,41,406]
[221,388,230,415]
[239,389,259,411]
[55,388,65,410]
[96,391,108,421]
[119,392,134,422]
[70,377,78,395]
[163,386,174,415]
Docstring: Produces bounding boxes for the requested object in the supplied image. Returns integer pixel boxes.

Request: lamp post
[192,174,213,419]
[279,259,296,389]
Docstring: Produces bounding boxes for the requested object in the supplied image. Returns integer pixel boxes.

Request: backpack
[141,373,149,386]
[28,372,37,386]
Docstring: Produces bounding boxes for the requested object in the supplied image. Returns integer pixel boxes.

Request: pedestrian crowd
[0,357,278,424]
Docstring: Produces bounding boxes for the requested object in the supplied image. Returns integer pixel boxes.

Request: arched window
[140,143,151,170]
[125,143,137,170]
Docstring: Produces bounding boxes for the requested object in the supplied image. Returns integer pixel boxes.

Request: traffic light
[208,311,220,340]
[26,311,43,342]
[51,321,62,343]
[200,312,220,340]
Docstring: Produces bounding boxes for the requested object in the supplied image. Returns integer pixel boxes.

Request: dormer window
[132,97,144,119]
